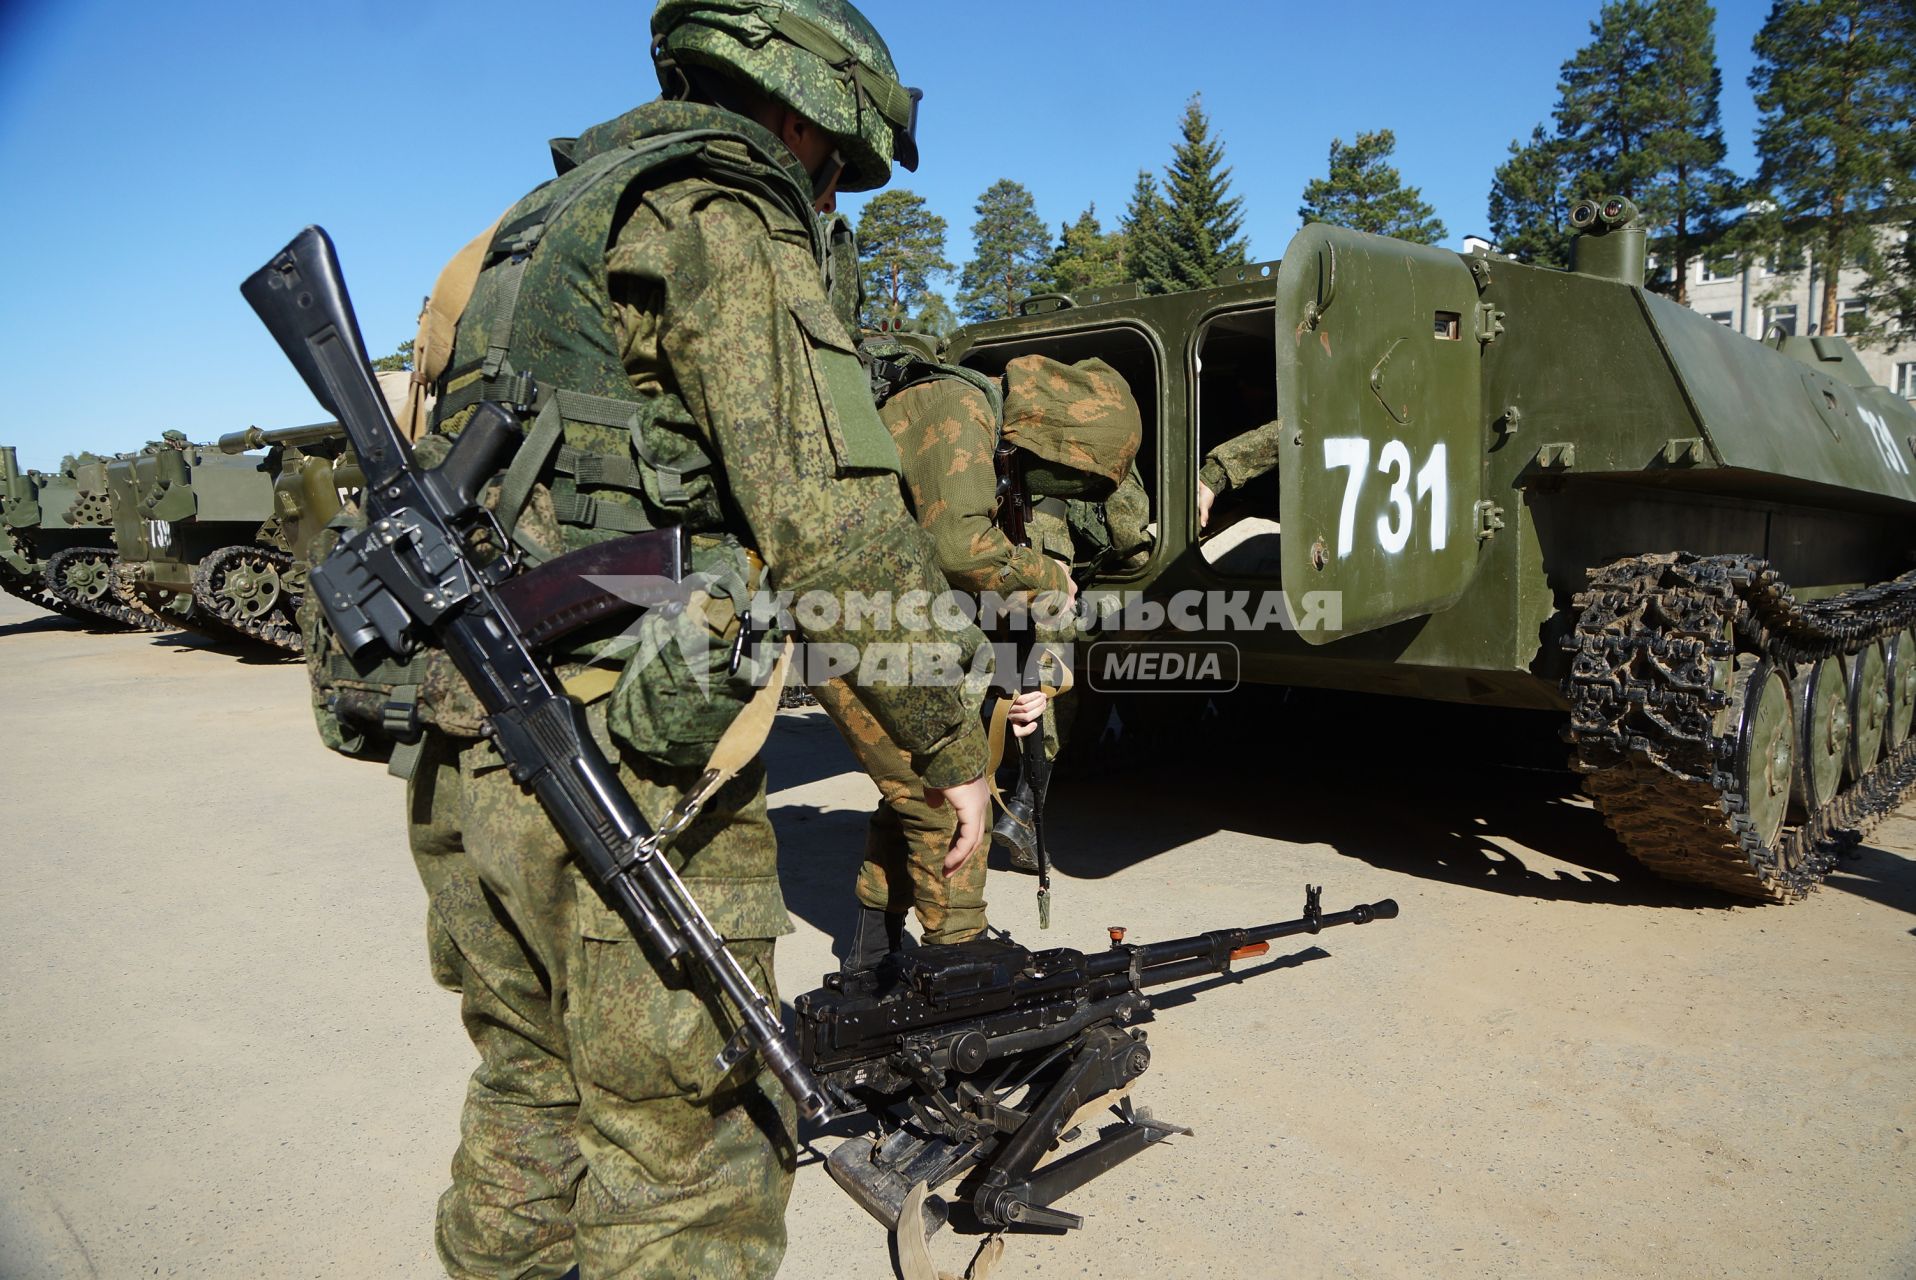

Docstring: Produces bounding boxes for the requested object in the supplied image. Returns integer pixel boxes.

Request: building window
[1706,311,1735,327]
[1698,255,1738,283]
[1898,362,1916,399]
[1838,298,1866,336]
[1764,304,1798,337]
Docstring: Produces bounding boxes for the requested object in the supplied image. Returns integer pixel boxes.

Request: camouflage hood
[1000,355,1142,498]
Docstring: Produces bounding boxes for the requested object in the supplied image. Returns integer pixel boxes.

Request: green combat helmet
[651,0,921,193]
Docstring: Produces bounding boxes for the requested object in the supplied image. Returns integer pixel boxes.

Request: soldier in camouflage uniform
[813,364,1058,961]
[819,352,1144,957]
[1197,419,1282,531]
[397,4,989,1276]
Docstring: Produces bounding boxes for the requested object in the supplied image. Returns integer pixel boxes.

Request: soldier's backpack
[865,345,1151,575]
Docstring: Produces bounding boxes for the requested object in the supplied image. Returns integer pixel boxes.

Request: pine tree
[1554,0,1740,303]
[1120,170,1170,291]
[855,189,952,332]
[1751,0,1916,340]
[1858,211,1916,350]
[1298,130,1446,244]
[1150,95,1249,293]
[956,179,1051,323]
[911,292,958,338]
[1047,205,1128,296]
[1488,126,1573,268]
[371,338,414,372]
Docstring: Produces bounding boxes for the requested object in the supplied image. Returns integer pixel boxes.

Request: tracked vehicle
[946,198,1916,901]
[0,447,163,629]
[106,434,307,651]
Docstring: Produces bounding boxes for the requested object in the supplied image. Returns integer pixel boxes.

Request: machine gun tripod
[793,886,1398,1237]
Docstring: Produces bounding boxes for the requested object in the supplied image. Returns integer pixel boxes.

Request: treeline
[861,0,1913,348]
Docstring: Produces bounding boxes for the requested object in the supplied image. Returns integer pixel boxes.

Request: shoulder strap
[406,213,506,441]
[870,350,1003,425]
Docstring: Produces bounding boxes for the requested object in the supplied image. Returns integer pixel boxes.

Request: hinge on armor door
[1661,437,1706,465]
[1474,500,1506,542]
[1475,301,1505,345]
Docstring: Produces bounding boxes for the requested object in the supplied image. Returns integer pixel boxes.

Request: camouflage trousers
[812,676,988,944]
[406,725,797,1279]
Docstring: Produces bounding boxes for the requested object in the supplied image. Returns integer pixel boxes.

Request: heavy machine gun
[796,887,1397,1236]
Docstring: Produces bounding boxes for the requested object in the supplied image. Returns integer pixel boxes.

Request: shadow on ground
[0,612,90,639]
[768,686,1916,949]
[146,629,300,666]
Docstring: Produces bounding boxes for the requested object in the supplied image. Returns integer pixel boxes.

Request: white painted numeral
[1323,436,1452,557]
[1858,405,1910,476]
[1323,438,1371,560]
[1415,442,1449,551]
[1375,440,1414,554]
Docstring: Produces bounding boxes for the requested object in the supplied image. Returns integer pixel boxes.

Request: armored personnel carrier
[106,433,308,651]
[0,446,163,629]
[945,198,1916,901]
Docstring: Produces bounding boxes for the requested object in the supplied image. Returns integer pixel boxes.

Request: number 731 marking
[1323,437,1448,558]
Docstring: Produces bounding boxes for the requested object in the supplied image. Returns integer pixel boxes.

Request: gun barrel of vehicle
[1084,899,1399,990]
[217,420,346,454]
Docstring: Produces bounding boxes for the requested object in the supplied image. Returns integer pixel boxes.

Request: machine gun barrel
[1084,894,1399,989]
[217,421,346,455]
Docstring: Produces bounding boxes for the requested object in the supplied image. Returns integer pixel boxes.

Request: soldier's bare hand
[1198,481,1217,531]
[1007,689,1047,738]
[926,775,990,873]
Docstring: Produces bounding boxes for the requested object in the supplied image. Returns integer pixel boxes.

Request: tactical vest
[434,102,827,559]
[304,103,826,769]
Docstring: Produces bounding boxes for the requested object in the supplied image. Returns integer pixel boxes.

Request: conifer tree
[956,179,1051,323]
[1120,170,1170,292]
[1047,205,1128,296]
[1147,94,1249,293]
[1750,0,1915,340]
[371,338,414,372]
[1488,126,1573,268]
[1298,130,1446,244]
[912,292,958,338]
[1554,0,1739,302]
[855,189,952,332]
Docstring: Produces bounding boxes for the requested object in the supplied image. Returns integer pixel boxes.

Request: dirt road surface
[2,590,1912,1279]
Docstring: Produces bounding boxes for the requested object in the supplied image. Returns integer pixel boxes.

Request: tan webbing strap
[983,643,1074,820]
[700,636,794,790]
[632,637,796,862]
[893,1182,1005,1280]
[405,214,506,441]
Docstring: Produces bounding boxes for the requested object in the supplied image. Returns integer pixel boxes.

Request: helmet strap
[652,37,693,101]
[811,150,847,206]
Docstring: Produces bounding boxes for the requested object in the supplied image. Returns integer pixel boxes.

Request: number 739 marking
[1323,437,1448,558]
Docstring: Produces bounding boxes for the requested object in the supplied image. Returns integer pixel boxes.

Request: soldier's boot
[841,904,909,973]
[992,777,1040,874]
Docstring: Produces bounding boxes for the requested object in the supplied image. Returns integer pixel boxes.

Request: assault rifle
[989,438,1055,926]
[241,226,835,1123]
[796,887,1398,1235]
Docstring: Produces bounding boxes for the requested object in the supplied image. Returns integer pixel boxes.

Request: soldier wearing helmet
[398,4,988,1276]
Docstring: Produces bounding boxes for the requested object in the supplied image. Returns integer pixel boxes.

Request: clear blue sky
[0,0,1771,470]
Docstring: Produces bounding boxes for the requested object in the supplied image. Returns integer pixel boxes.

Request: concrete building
[1673,238,1915,401]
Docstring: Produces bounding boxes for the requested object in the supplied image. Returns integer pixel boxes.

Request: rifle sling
[984,647,1074,814]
